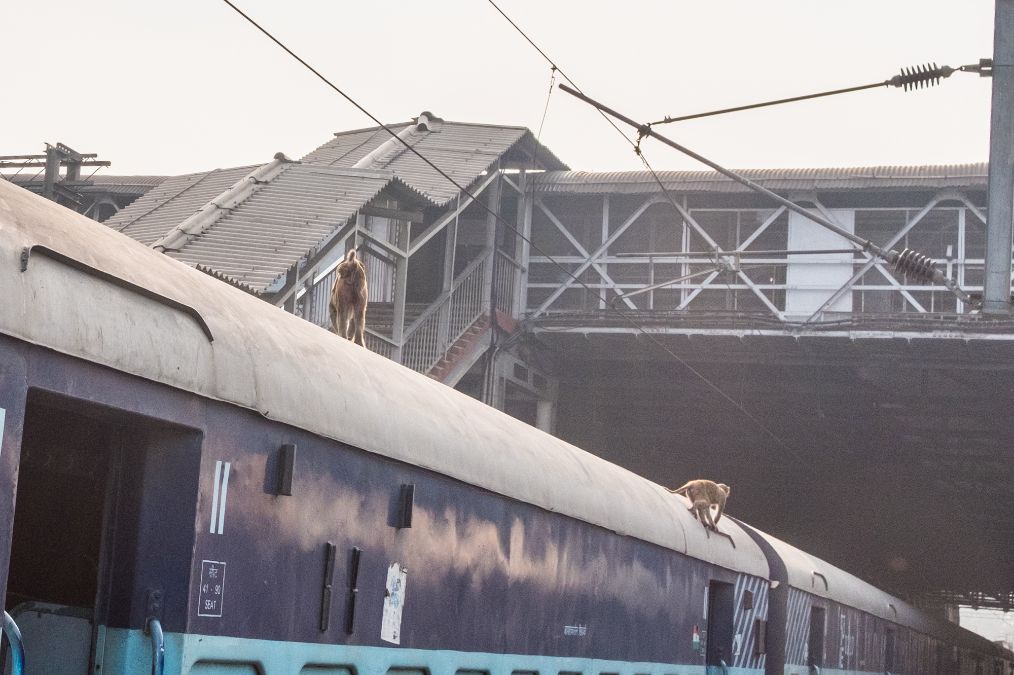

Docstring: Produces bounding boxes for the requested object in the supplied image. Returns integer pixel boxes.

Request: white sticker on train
[381,562,407,644]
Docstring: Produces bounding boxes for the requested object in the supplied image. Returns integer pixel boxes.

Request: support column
[516,172,534,317]
[536,398,556,434]
[481,171,502,318]
[983,0,1014,314]
[599,195,610,309]
[391,219,411,363]
[42,145,60,200]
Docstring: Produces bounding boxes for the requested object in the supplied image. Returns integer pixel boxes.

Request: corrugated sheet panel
[7,174,168,196]
[104,166,257,244]
[532,163,989,194]
[302,117,567,204]
[302,126,404,166]
[165,164,401,293]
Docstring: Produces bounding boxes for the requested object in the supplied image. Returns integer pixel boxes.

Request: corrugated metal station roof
[532,163,989,195]
[302,113,568,204]
[106,158,433,294]
[165,163,409,293]
[105,166,257,244]
[5,173,168,196]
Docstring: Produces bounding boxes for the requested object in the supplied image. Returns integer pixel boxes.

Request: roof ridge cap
[151,155,293,252]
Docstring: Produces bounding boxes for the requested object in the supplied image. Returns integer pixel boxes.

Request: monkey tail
[670,481,692,495]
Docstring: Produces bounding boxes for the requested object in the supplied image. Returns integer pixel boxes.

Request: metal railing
[493,249,522,317]
[402,253,489,373]
[303,266,337,328]
[298,248,502,374]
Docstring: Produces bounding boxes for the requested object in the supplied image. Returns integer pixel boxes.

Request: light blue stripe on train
[98,629,763,675]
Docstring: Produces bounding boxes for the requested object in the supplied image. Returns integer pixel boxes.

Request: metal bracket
[144,588,164,634]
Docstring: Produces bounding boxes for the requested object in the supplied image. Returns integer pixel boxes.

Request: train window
[754,619,767,655]
[301,668,355,675]
[388,669,428,675]
[511,671,538,675]
[455,670,489,675]
[558,671,582,675]
[192,664,258,674]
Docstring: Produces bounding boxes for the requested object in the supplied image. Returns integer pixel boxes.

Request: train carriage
[0,180,775,673]
[737,522,1013,675]
[0,178,1009,675]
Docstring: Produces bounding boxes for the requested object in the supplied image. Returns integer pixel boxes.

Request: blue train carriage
[0,179,773,673]
[737,522,1014,675]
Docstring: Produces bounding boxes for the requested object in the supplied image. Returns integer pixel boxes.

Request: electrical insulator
[889,63,955,91]
[893,248,938,283]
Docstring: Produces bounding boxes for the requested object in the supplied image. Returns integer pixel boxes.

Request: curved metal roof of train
[743,523,1007,654]
[0,179,767,578]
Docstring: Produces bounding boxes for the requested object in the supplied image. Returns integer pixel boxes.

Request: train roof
[0,179,768,579]
[743,524,1009,655]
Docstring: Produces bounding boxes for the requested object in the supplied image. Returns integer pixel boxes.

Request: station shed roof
[532,163,988,195]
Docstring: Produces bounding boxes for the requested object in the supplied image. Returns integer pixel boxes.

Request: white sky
[0,1,998,177]
[2,0,1009,644]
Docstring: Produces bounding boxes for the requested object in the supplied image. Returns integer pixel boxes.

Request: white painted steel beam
[528,195,662,317]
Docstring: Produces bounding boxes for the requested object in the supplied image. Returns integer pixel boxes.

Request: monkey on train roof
[669,479,730,532]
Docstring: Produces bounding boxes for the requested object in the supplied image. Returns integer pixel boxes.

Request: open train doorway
[3,389,202,673]
[706,581,735,671]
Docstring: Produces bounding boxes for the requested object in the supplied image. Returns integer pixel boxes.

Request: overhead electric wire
[220,0,800,458]
[650,60,992,126]
[486,0,722,265]
[484,0,799,456]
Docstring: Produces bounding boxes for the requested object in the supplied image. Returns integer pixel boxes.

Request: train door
[884,627,896,674]
[807,606,825,671]
[2,391,201,674]
[4,400,115,673]
[706,581,735,671]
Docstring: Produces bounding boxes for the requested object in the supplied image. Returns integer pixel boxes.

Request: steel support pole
[983,0,1014,315]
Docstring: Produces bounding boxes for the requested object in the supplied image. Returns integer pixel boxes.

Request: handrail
[402,251,490,338]
[363,327,397,345]
[2,611,25,675]
[147,618,165,675]
[494,248,526,272]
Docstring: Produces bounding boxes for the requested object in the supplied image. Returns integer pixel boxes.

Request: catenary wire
[219,0,800,457]
[482,0,799,454]
[485,0,721,263]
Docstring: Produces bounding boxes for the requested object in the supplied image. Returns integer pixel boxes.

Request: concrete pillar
[536,398,556,434]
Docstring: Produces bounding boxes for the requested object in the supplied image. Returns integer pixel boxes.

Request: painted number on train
[198,560,227,617]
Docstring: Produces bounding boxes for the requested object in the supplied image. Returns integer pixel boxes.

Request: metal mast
[984,0,1014,315]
